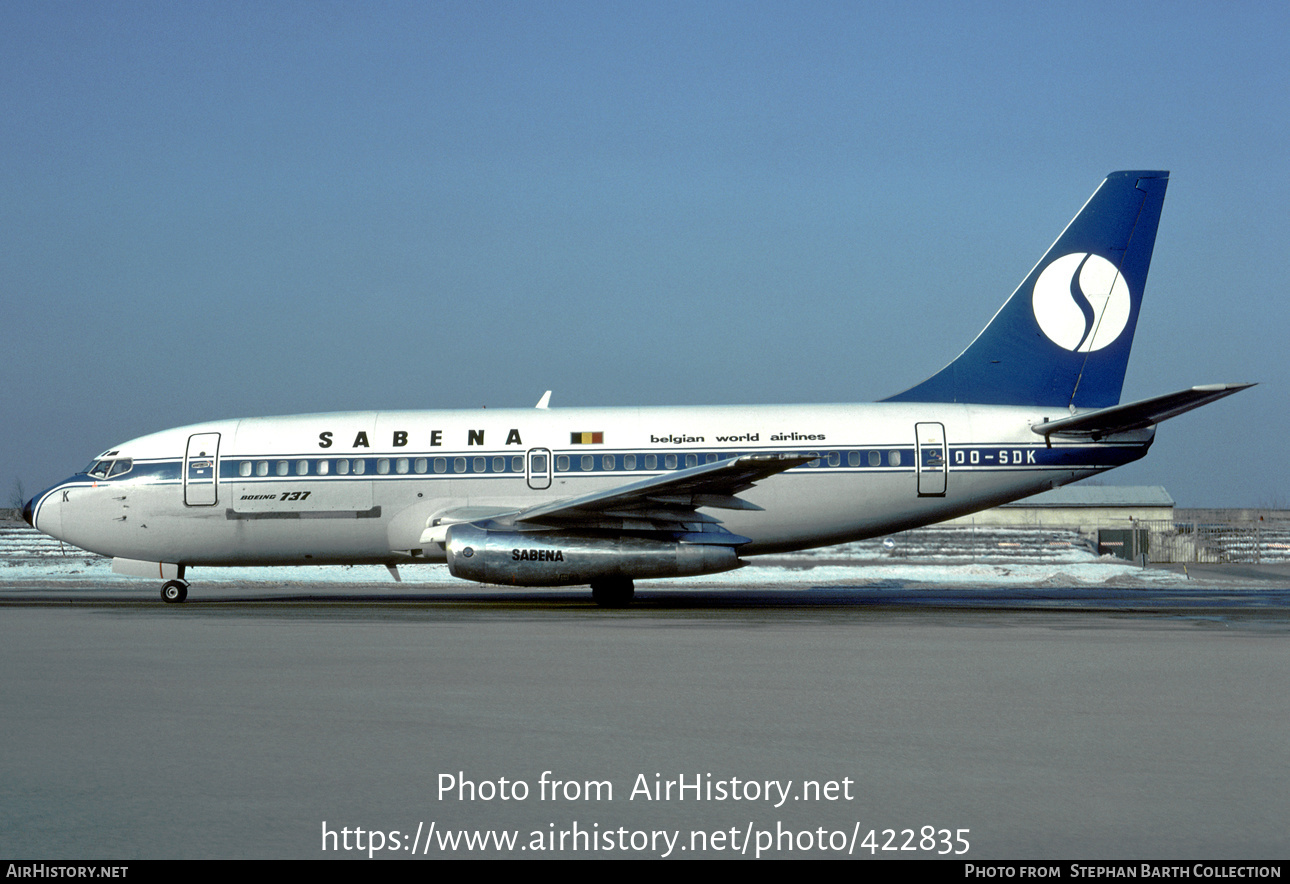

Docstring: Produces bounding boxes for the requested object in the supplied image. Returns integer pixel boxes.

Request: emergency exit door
[526,448,552,490]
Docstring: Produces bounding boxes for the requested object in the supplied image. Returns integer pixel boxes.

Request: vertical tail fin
[885,170,1169,408]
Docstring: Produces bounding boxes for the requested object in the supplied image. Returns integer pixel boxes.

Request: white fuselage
[29,401,1151,571]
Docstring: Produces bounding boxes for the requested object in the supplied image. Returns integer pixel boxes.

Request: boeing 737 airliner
[24,171,1251,605]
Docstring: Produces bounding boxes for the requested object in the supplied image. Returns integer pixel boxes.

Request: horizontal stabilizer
[1032,383,1254,439]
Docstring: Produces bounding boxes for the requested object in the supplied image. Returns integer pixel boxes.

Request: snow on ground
[0,523,1198,590]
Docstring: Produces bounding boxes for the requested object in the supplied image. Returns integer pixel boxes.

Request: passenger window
[337,459,350,475]
[807,452,820,467]
[317,460,330,476]
[603,455,615,471]
[377,458,390,475]
[473,457,485,473]
[414,458,427,474]
[645,454,657,470]
[848,451,860,467]
[685,454,697,468]
[512,456,523,472]
[665,454,677,469]
[581,455,594,471]
[557,455,570,471]
[453,457,466,473]
[256,461,269,477]
[434,458,447,473]
[706,453,718,463]
[889,450,902,467]
[396,458,409,474]
[868,450,881,467]
[624,454,636,470]
[493,457,504,472]
[296,460,308,476]
[239,461,253,477]
[531,453,548,473]
[828,452,840,467]
[353,459,366,475]
[276,461,289,476]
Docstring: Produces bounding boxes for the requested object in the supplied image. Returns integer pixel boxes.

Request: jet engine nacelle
[444,523,743,587]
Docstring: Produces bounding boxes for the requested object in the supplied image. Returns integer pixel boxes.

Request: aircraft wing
[1031,383,1254,439]
[509,452,815,544]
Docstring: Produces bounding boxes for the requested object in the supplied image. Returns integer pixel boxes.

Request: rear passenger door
[915,422,947,497]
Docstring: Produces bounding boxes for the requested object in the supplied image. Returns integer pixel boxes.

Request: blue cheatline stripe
[30,442,1145,526]
[39,442,1148,493]
[198,443,1143,481]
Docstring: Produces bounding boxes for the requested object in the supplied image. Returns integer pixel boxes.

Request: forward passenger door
[184,433,221,506]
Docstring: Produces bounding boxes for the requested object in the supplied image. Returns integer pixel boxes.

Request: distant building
[945,485,1175,530]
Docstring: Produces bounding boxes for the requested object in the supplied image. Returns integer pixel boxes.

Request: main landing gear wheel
[590,578,635,608]
[161,580,189,603]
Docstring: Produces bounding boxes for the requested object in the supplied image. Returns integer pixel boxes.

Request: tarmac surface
[3,522,1288,860]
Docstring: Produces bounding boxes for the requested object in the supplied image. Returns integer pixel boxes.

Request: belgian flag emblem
[570,432,604,444]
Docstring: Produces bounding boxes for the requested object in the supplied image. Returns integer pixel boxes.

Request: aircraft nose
[21,496,35,527]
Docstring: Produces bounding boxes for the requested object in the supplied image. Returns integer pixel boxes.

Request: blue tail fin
[885,170,1169,408]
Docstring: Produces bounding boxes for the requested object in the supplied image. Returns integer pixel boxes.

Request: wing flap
[646,492,763,511]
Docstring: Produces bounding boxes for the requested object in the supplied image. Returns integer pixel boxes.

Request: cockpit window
[85,458,133,479]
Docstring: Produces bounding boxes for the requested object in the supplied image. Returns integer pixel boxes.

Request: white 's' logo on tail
[1031,253,1132,352]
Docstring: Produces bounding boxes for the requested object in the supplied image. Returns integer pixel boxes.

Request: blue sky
[3,1,1286,506]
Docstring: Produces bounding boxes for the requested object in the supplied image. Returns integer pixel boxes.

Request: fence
[1134,519,1290,564]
